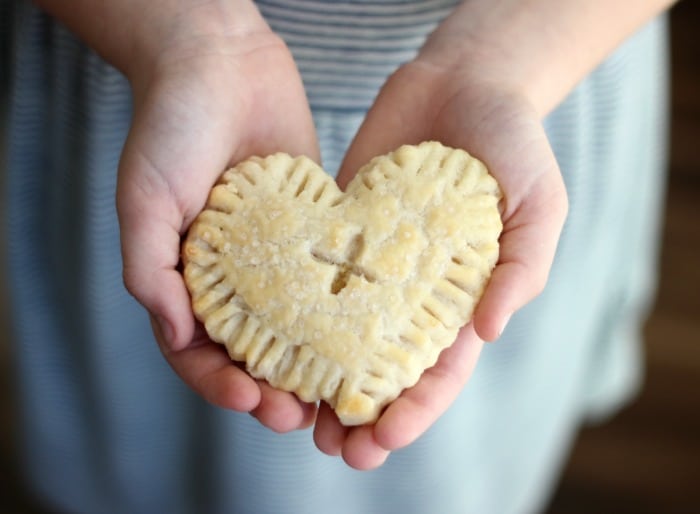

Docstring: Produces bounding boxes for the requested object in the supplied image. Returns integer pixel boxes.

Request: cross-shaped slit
[311,233,372,295]
[327,262,349,295]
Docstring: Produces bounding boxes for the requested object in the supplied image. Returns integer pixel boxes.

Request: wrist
[412,40,537,124]
[119,1,270,90]
[33,0,270,90]
[417,0,674,118]
[415,20,549,118]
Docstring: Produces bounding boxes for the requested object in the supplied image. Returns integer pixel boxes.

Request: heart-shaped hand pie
[183,141,502,425]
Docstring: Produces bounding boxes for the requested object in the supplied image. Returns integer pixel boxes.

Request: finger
[341,425,391,471]
[119,222,195,350]
[373,325,484,451]
[250,381,318,433]
[473,182,568,341]
[120,211,195,351]
[297,401,320,430]
[153,317,262,412]
[116,131,206,352]
[313,402,348,456]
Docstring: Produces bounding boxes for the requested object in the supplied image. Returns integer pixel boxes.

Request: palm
[317,61,568,468]
[117,32,320,431]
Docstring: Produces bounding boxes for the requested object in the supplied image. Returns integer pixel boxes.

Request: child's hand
[116,15,320,432]
[313,57,568,469]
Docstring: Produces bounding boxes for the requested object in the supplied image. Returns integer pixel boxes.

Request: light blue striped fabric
[1,1,668,513]
[261,0,457,112]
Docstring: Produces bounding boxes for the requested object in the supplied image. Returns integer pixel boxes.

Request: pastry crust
[182,141,503,425]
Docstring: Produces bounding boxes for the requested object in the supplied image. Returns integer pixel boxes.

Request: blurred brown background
[1,2,699,513]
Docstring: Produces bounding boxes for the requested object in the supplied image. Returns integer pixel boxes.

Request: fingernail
[498,312,513,337]
[154,315,174,347]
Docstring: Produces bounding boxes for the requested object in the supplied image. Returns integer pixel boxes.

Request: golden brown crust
[182,141,503,425]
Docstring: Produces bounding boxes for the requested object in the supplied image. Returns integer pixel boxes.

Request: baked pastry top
[182,141,503,425]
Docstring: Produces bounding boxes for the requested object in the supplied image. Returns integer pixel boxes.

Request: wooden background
[1,2,698,512]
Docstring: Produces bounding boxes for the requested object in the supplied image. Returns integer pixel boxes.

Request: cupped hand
[116,18,319,432]
[313,58,568,469]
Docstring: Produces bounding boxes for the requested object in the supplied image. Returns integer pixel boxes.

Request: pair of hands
[116,13,567,470]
